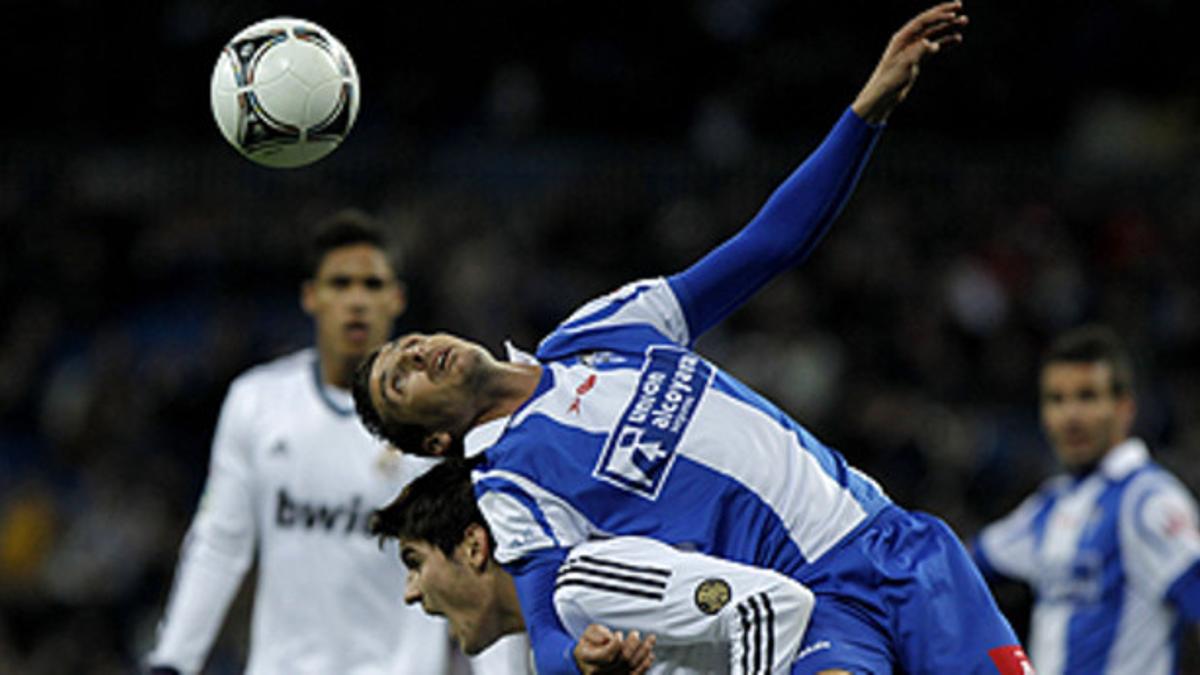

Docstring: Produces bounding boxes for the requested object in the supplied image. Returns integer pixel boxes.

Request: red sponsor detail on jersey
[1161,507,1200,540]
[567,374,598,415]
[988,645,1034,674]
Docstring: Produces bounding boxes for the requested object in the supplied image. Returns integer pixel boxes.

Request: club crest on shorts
[694,578,731,614]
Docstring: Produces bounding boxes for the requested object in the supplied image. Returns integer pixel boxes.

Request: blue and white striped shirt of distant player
[465,108,888,673]
[973,439,1200,675]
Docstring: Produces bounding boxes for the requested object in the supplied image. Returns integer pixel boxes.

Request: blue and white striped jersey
[463,106,888,674]
[467,277,890,579]
[974,439,1200,674]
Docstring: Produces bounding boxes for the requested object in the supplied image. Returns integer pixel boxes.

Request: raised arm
[668,1,967,341]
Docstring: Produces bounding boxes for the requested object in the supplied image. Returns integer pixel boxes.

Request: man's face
[303,243,404,366]
[399,537,499,655]
[1040,361,1134,469]
[368,332,494,452]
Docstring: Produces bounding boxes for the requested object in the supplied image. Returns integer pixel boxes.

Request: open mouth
[345,321,370,343]
[435,348,450,373]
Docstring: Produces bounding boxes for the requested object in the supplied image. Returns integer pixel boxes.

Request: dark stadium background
[1,1,1197,671]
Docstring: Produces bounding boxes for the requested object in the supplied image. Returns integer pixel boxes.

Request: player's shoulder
[536,277,688,360]
[1123,460,1196,506]
[228,348,315,395]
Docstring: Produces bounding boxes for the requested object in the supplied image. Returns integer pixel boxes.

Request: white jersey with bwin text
[149,348,528,674]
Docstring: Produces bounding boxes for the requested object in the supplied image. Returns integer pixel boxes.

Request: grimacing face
[399,534,500,655]
[302,243,404,366]
[1040,361,1135,469]
[367,332,494,452]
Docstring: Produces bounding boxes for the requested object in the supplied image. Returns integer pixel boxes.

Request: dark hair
[1042,324,1135,396]
[306,209,397,278]
[351,347,430,451]
[369,457,489,556]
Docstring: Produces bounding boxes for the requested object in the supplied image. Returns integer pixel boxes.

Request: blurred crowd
[2,0,1199,672]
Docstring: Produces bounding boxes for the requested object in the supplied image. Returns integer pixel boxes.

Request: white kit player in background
[147,211,530,674]
[972,325,1200,675]
[369,459,817,675]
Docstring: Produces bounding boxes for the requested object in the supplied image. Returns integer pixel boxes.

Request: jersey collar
[504,339,538,364]
[464,417,509,458]
[311,356,354,417]
[1100,437,1150,480]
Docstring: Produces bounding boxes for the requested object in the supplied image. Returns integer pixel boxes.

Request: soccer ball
[210,17,360,168]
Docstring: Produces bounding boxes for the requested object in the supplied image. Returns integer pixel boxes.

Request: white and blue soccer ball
[210,17,360,168]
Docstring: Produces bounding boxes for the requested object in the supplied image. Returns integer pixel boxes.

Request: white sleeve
[1120,471,1200,600]
[554,538,814,674]
[975,487,1053,583]
[147,380,260,674]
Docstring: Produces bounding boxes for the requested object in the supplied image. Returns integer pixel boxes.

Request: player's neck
[471,363,543,429]
[493,566,527,635]
[318,352,355,390]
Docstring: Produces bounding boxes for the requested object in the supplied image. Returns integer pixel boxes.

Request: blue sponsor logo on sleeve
[593,346,714,499]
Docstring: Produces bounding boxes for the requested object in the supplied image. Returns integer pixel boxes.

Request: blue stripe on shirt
[538,324,677,362]
[1064,483,1124,674]
[1167,559,1200,622]
[487,411,812,573]
[475,476,563,548]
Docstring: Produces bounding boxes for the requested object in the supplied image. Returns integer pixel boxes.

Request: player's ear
[389,280,408,319]
[301,278,318,316]
[1116,392,1137,436]
[462,523,490,570]
[421,431,454,457]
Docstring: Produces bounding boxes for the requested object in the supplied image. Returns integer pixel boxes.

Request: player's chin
[338,333,383,359]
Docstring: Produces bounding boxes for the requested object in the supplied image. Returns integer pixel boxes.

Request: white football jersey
[149,349,489,674]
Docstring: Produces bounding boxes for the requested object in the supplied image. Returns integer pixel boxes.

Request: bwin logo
[274,488,373,536]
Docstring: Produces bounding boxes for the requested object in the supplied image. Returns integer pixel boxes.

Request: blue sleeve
[507,548,580,675]
[1166,559,1200,623]
[667,107,882,340]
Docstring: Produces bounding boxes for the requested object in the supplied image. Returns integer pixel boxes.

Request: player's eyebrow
[372,354,391,408]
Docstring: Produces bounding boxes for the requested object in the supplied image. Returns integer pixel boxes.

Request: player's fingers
[626,636,656,675]
[630,652,656,675]
[619,630,642,661]
[917,13,968,48]
[628,633,656,666]
[581,623,614,646]
[898,2,965,44]
[581,637,621,664]
[931,31,964,49]
[912,27,964,60]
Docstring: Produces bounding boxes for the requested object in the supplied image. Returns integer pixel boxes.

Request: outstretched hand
[574,624,657,675]
[851,1,968,124]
